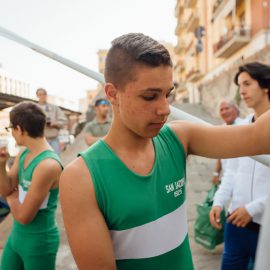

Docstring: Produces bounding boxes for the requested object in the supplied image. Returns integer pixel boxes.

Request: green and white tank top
[13,149,63,233]
[80,125,194,270]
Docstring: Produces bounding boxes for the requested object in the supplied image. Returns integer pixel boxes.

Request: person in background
[84,98,111,146]
[210,62,270,270]
[36,88,67,154]
[59,34,270,270]
[212,100,242,185]
[0,101,63,270]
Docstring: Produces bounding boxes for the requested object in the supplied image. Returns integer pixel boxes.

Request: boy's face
[238,72,269,109]
[111,64,174,138]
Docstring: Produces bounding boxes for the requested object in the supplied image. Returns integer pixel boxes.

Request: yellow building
[175,0,270,109]
[175,0,208,103]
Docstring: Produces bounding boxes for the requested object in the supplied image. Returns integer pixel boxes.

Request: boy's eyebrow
[140,86,175,93]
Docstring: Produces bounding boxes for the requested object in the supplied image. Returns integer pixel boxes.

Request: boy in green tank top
[0,102,63,270]
[60,33,270,270]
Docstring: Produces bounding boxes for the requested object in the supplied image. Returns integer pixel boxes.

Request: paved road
[0,103,224,269]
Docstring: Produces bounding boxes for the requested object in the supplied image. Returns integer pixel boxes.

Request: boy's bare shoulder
[60,157,92,185]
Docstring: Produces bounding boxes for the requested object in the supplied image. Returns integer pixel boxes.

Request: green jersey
[13,149,62,233]
[80,125,194,270]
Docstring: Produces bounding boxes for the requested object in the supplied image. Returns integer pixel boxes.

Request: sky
[0,0,177,108]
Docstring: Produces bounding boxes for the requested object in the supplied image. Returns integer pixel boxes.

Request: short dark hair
[36,88,47,96]
[95,99,110,107]
[104,33,172,88]
[10,102,46,138]
[234,62,270,100]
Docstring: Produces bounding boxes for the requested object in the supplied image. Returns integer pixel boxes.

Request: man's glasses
[5,126,13,132]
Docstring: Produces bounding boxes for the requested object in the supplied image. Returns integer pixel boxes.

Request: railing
[175,20,185,35]
[213,27,250,53]
[185,0,197,8]
[185,39,194,54]
[175,41,186,54]
[185,12,199,32]
[212,0,225,14]
[175,0,185,17]
[0,25,269,168]
[186,68,201,81]
[0,74,30,98]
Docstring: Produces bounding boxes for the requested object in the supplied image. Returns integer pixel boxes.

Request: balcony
[186,12,199,33]
[179,60,186,73]
[175,41,187,54]
[175,20,185,35]
[185,0,197,8]
[185,40,195,55]
[176,81,187,93]
[180,65,186,72]
[213,27,251,58]
[212,0,233,21]
[175,0,185,17]
[186,68,203,82]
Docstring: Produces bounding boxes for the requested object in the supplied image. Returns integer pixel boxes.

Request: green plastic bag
[194,184,226,250]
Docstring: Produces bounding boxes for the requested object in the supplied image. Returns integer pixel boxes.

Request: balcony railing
[175,41,187,54]
[186,12,199,32]
[185,0,197,8]
[176,81,187,93]
[185,40,194,54]
[213,27,251,58]
[212,0,231,21]
[186,68,203,82]
[175,0,185,17]
[175,20,185,35]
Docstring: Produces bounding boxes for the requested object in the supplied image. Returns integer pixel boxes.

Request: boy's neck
[24,137,51,155]
[253,100,270,120]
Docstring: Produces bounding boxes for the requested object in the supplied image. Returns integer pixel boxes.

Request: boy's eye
[142,95,157,101]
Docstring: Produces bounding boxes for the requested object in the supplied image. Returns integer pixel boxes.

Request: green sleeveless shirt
[13,149,63,233]
[80,125,194,270]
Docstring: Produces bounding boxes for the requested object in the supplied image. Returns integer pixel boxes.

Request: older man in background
[36,88,67,154]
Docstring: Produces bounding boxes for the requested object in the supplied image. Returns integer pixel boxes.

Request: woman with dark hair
[210,62,270,270]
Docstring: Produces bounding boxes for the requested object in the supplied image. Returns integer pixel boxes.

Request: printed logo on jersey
[22,178,31,189]
[165,178,185,198]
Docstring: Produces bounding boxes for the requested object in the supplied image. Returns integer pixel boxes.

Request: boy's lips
[149,121,166,128]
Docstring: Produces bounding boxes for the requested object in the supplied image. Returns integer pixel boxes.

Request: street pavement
[0,103,224,269]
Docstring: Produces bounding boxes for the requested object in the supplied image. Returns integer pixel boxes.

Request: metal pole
[0,25,269,167]
[0,26,105,84]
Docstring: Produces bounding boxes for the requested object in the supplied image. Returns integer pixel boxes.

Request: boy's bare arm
[60,158,116,270]
[0,151,20,196]
[169,109,270,159]
[6,159,61,224]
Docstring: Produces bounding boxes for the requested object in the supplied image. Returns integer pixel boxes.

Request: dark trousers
[221,221,259,270]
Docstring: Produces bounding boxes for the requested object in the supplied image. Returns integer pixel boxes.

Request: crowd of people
[0,33,270,270]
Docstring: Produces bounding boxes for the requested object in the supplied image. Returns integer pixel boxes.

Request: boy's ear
[15,125,24,135]
[105,83,118,105]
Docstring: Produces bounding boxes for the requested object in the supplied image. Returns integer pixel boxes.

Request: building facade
[175,0,270,115]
